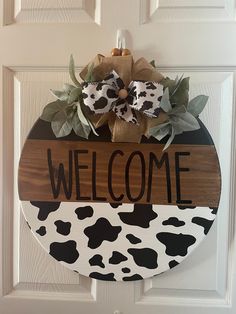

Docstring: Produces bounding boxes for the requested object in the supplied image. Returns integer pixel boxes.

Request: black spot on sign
[163,217,185,227]
[192,217,214,235]
[89,254,105,268]
[49,240,79,264]
[84,218,121,249]
[142,101,153,111]
[118,204,157,228]
[146,82,156,90]
[122,267,130,273]
[54,220,71,235]
[156,232,196,257]
[93,97,108,109]
[138,91,147,97]
[107,88,117,99]
[110,203,122,209]
[75,206,94,220]
[169,260,179,269]
[210,207,218,215]
[30,201,60,221]
[89,272,116,281]
[128,248,158,269]
[123,274,143,281]
[178,206,196,210]
[126,234,142,244]
[36,226,46,236]
[109,251,128,264]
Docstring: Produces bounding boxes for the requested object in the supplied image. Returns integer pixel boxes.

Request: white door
[1,1,236,313]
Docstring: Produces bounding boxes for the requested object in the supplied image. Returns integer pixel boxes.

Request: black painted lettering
[74,150,90,200]
[47,148,73,199]
[108,150,124,202]
[125,151,145,202]
[175,152,192,204]
[92,152,107,201]
[147,152,172,203]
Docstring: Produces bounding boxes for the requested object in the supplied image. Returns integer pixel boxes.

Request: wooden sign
[19,140,220,207]
[18,119,221,282]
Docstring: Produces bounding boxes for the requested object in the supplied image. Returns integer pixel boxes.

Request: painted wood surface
[18,139,221,207]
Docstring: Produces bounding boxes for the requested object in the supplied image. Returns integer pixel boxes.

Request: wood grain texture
[18,139,221,207]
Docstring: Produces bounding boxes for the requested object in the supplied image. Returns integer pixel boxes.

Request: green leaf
[170,77,190,107]
[187,95,209,117]
[77,102,99,136]
[164,126,176,150]
[160,77,177,94]
[63,83,76,92]
[168,105,186,115]
[69,55,81,87]
[151,124,171,141]
[170,74,184,97]
[51,118,72,138]
[50,89,69,101]
[160,88,172,112]
[171,111,200,133]
[150,60,156,68]
[84,63,95,82]
[67,87,82,104]
[40,100,68,122]
[71,113,91,139]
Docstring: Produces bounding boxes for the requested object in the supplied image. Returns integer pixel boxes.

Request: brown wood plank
[18,139,221,207]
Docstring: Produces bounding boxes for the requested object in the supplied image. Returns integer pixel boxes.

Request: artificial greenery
[41,56,208,149]
[41,55,97,139]
[149,75,208,149]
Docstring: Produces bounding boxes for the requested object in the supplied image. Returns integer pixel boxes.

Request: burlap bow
[80,55,168,143]
[82,70,163,124]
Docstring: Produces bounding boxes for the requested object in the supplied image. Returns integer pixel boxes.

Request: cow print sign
[19,119,221,281]
[21,201,217,281]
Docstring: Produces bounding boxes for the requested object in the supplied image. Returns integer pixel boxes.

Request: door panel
[1,1,236,313]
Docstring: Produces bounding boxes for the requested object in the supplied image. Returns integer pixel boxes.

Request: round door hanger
[18,119,220,281]
[18,53,221,281]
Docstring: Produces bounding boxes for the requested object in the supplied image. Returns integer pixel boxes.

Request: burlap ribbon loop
[80,55,168,143]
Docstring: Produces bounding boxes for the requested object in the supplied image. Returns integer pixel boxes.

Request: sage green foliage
[150,76,208,150]
[40,56,98,139]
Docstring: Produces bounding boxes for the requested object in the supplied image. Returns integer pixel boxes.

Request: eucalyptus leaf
[69,55,81,87]
[152,125,171,141]
[40,100,68,122]
[51,119,72,138]
[170,77,190,107]
[77,103,90,126]
[68,87,82,104]
[171,111,200,132]
[164,126,176,150]
[50,89,69,101]
[170,74,184,97]
[168,105,186,115]
[150,60,156,68]
[63,83,76,92]
[71,113,91,139]
[187,95,209,117]
[84,63,95,82]
[149,122,170,137]
[160,88,172,113]
[160,77,176,93]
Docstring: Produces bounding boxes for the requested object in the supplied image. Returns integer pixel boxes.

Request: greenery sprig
[149,75,208,149]
[40,55,97,139]
[40,56,208,149]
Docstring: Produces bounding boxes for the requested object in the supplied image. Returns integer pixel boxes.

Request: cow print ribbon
[82,70,163,124]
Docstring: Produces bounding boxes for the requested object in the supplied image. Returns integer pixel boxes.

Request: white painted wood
[140,0,235,23]
[1,0,236,313]
[4,0,101,24]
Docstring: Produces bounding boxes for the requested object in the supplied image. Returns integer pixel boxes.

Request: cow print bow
[82,70,163,124]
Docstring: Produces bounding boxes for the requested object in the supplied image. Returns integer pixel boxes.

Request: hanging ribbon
[82,70,163,124]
